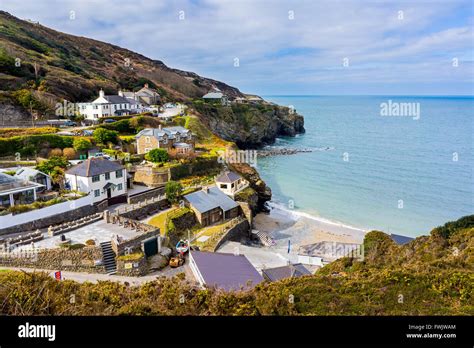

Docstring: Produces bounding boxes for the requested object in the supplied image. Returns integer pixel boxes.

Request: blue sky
[1,0,473,95]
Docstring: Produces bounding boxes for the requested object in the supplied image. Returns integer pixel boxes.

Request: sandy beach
[218,203,367,272]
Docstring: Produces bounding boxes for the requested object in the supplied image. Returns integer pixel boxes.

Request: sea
[257,96,473,237]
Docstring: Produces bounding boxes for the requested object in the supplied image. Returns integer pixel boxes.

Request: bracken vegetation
[0,215,472,316]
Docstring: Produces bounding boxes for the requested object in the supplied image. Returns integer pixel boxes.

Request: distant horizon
[262,94,474,97]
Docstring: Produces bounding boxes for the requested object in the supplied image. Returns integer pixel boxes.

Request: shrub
[85,239,96,246]
[93,128,118,145]
[165,181,183,204]
[62,147,77,159]
[49,148,63,157]
[145,148,169,163]
[36,156,69,174]
[73,138,92,152]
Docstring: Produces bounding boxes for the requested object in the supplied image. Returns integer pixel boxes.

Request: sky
[1,0,473,95]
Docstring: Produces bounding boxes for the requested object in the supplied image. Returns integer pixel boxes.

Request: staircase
[252,229,275,247]
[100,241,117,274]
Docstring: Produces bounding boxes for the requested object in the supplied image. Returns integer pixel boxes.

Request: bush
[85,239,96,246]
[93,128,118,145]
[165,181,183,204]
[73,138,92,152]
[145,148,169,163]
[62,147,77,159]
[49,148,63,157]
[36,156,69,174]
[0,134,73,157]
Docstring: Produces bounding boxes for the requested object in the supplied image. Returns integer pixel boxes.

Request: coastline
[255,201,367,246]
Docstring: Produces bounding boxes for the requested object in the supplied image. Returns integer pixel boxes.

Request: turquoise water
[257,96,473,237]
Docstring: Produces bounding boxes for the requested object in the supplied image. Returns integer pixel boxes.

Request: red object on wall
[54,271,61,280]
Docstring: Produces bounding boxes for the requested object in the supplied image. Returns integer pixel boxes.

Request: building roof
[262,263,311,282]
[65,158,124,177]
[14,167,50,181]
[298,241,361,261]
[103,95,130,104]
[135,126,191,140]
[190,251,263,291]
[215,171,241,183]
[184,186,238,213]
[0,172,42,194]
[202,92,224,99]
[390,233,414,245]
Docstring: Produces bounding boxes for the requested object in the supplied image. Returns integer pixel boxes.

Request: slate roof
[190,251,263,291]
[103,95,130,104]
[135,127,190,140]
[65,158,124,177]
[262,263,311,282]
[390,233,414,245]
[184,186,238,213]
[215,171,241,183]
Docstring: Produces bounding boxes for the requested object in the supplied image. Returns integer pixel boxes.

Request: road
[0,263,192,286]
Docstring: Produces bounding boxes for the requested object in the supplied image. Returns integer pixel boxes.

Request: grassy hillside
[0,215,472,316]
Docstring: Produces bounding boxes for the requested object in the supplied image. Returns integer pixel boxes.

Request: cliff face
[195,103,305,148]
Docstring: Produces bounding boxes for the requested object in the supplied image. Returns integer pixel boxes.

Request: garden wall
[0,246,106,273]
[0,195,100,236]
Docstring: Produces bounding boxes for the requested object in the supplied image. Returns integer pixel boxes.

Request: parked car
[103,119,115,123]
[93,152,112,160]
[64,120,77,127]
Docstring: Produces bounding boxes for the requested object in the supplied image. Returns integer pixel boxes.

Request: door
[107,188,112,199]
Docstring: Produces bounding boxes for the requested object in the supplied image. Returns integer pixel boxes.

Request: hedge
[0,134,74,156]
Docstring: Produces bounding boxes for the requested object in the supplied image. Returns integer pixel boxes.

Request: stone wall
[213,219,250,251]
[0,203,100,236]
[167,209,198,245]
[119,199,169,220]
[0,246,106,273]
[127,187,165,205]
[116,254,148,276]
[133,166,170,187]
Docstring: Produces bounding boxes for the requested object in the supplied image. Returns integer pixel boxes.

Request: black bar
[0,316,472,346]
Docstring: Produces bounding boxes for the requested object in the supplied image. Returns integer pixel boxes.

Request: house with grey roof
[14,167,52,192]
[262,263,311,282]
[215,170,249,197]
[202,90,229,105]
[184,186,240,226]
[189,250,263,291]
[389,233,414,245]
[0,172,44,208]
[65,158,128,204]
[135,126,194,155]
[78,89,133,121]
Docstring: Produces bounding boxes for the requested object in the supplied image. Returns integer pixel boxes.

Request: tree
[73,138,92,152]
[36,156,69,174]
[145,148,169,163]
[63,147,77,160]
[93,128,118,144]
[165,181,183,205]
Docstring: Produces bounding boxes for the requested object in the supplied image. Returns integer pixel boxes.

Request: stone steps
[100,241,117,274]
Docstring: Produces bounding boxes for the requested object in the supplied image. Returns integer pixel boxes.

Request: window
[94,189,100,197]
[220,184,227,189]
[92,175,100,182]
[117,183,123,191]
[115,170,123,178]
[145,136,151,143]
[105,172,110,180]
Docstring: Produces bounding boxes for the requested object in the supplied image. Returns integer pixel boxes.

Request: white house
[78,89,134,121]
[14,167,52,192]
[215,171,249,197]
[65,158,127,203]
[0,172,44,208]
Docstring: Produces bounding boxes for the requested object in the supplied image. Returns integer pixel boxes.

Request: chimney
[144,83,149,88]
[202,186,209,194]
[99,89,105,98]
[118,90,123,97]
[158,124,162,130]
